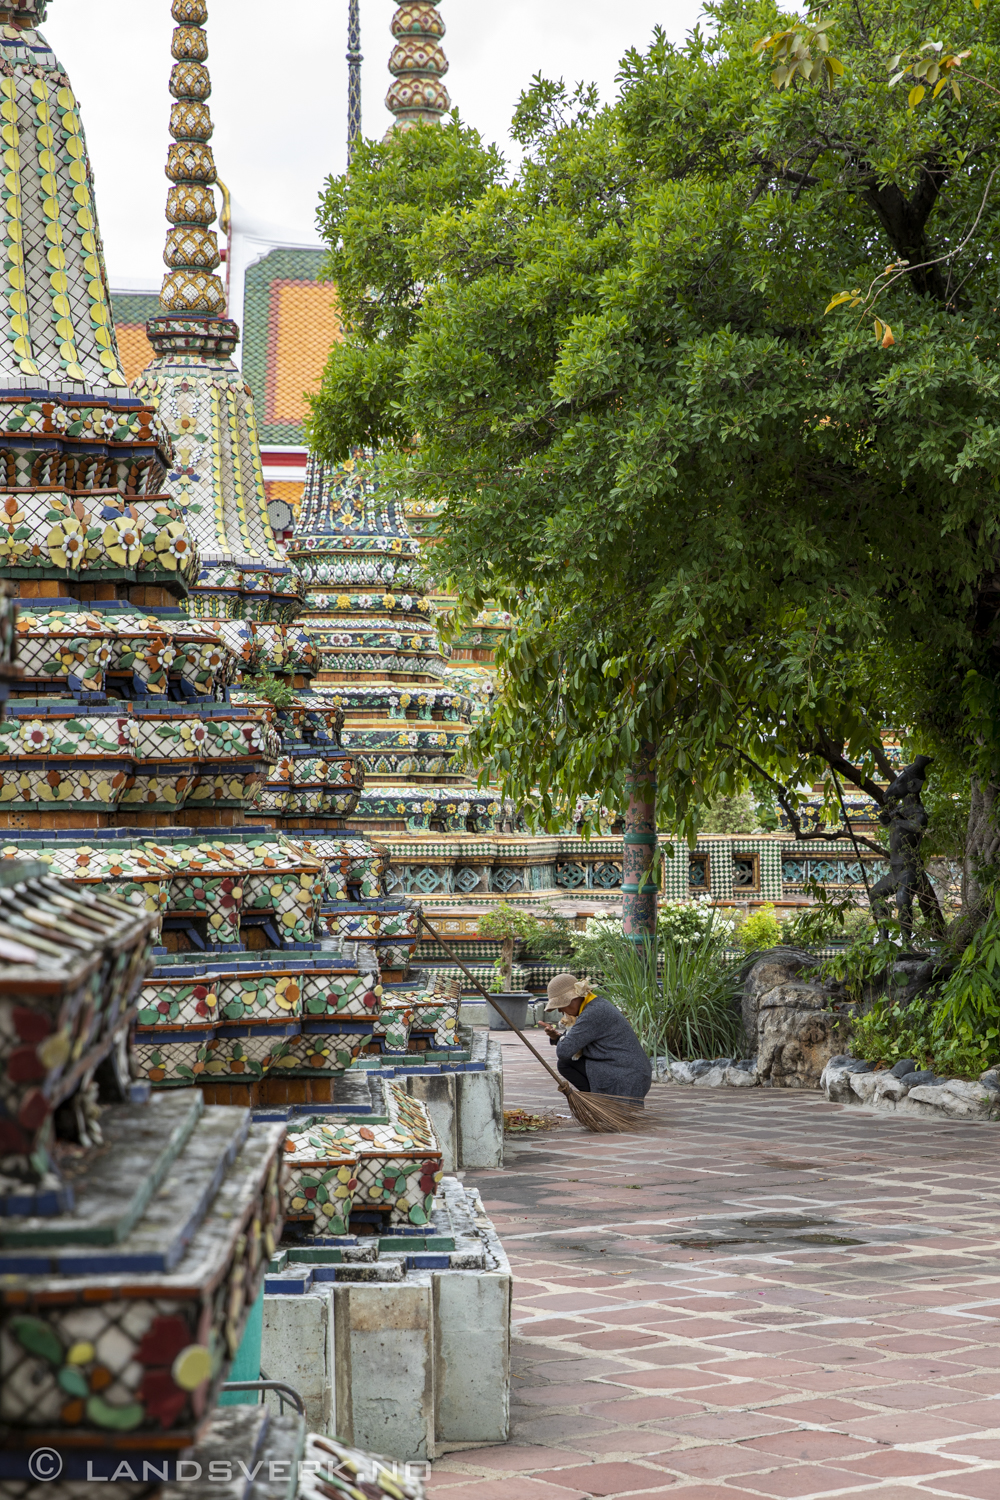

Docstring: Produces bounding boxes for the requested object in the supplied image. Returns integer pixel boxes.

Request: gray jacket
[555,996,652,1102]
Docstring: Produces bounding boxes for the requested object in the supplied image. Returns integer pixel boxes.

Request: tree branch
[729,747,887,855]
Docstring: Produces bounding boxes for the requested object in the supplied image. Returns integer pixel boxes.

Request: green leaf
[10,1317,63,1365]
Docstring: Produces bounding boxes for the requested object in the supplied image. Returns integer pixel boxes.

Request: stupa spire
[160,0,226,316]
[386,1,450,129]
[347,0,362,163]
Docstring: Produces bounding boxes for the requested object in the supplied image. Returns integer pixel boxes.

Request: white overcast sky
[45,1,705,288]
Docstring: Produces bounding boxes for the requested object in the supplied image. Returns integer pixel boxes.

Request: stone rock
[724,1063,757,1087]
[692,1066,727,1087]
[820,1056,872,1102]
[688,1059,716,1078]
[849,1070,881,1102]
[873,1074,909,1105]
[889,1059,917,1078]
[899,1070,937,1088]
[741,948,818,1039]
[980,1069,1000,1093]
[756,978,848,1089]
[906,1079,997,1120]
[668,1061,696,1084]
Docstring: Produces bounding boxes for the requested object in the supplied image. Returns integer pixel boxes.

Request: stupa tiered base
[0,1090,285,1470]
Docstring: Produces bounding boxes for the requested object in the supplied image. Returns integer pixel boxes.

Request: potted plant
[478,904,536,1030]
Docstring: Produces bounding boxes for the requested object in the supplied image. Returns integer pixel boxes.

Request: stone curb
[662,1054,1000,1121]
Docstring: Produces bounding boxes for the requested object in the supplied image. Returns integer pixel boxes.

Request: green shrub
[929,890,1000,1075]
[735,903,782,954]
[851,992,998,1079]
[819,928,900,1005]
[657,897,738,946]
[828,894,1000,1079]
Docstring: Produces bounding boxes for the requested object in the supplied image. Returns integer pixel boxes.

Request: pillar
[622,744,658,943]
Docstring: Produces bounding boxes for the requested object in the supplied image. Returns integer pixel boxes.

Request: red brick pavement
[430,1036,1000,1498]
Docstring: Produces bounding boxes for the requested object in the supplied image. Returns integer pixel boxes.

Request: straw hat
[544,973,591,1012]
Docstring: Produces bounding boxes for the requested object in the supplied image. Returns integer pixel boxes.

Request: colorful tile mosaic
[282,1081,442,1234]
[0,861,155,1196]
[284,455,501,836]
[0,6,459,1490]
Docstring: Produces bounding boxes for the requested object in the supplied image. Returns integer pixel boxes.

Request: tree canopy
[308,0,1000,892]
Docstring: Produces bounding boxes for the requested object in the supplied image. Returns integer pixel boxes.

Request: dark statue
[869,755,934,938]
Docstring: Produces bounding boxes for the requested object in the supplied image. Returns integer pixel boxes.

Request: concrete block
[433,1269,510,1445]
[261,1289,333,1433]
[334,1280,435,1462]
[405,1071,459,1173]
[456,1035,503,1169]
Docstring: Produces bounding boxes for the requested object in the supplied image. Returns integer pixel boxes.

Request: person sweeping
[542,973,652,1106]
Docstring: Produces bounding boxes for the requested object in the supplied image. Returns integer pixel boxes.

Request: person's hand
[542,1023,561,1039]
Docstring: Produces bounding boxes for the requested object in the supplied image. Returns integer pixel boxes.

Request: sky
[44,0,706,288]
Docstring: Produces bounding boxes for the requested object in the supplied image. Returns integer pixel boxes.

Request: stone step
[0,1103,250,1275]
[0,1088,204,1249]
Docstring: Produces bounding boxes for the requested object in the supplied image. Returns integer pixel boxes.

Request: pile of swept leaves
[503,1108,560,1135]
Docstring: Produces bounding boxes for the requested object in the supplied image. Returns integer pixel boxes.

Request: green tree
[310,0,1000,935]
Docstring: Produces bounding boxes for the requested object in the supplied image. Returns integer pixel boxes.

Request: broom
[417,912,649,1134]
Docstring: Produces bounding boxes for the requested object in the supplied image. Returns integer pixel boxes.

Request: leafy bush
[735,904,782,954]
[851,991,998,1080]
[519,915,574,960]
[819,927,902,1005]
[658,897,738,946]
[567,913,624,975]
[928,890,1000,1075]
[827,895,1000,1079]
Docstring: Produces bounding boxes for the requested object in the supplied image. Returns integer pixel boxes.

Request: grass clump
[579,915,745,1064]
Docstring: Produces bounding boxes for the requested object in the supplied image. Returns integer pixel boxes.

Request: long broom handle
[417,912,571,1090]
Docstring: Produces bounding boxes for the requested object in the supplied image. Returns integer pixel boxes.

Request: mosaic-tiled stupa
[131,0,305,637]
[0,0,474,1120]
[277,453,500,841]
[386,0,451,129]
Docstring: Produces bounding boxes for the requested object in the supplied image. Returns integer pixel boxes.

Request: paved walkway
[432,1035,1000,1500]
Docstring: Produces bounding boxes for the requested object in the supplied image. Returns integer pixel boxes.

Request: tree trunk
[951,778,1000,946]
[622,744,658,944]
[501,936,514,989]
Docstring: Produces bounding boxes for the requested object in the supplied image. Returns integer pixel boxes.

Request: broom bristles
[559,1083,652,1134]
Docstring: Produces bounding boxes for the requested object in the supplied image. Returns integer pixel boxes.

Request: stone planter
[485,990,532,1031]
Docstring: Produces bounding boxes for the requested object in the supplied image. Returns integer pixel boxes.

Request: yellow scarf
[578,992,596,1014]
